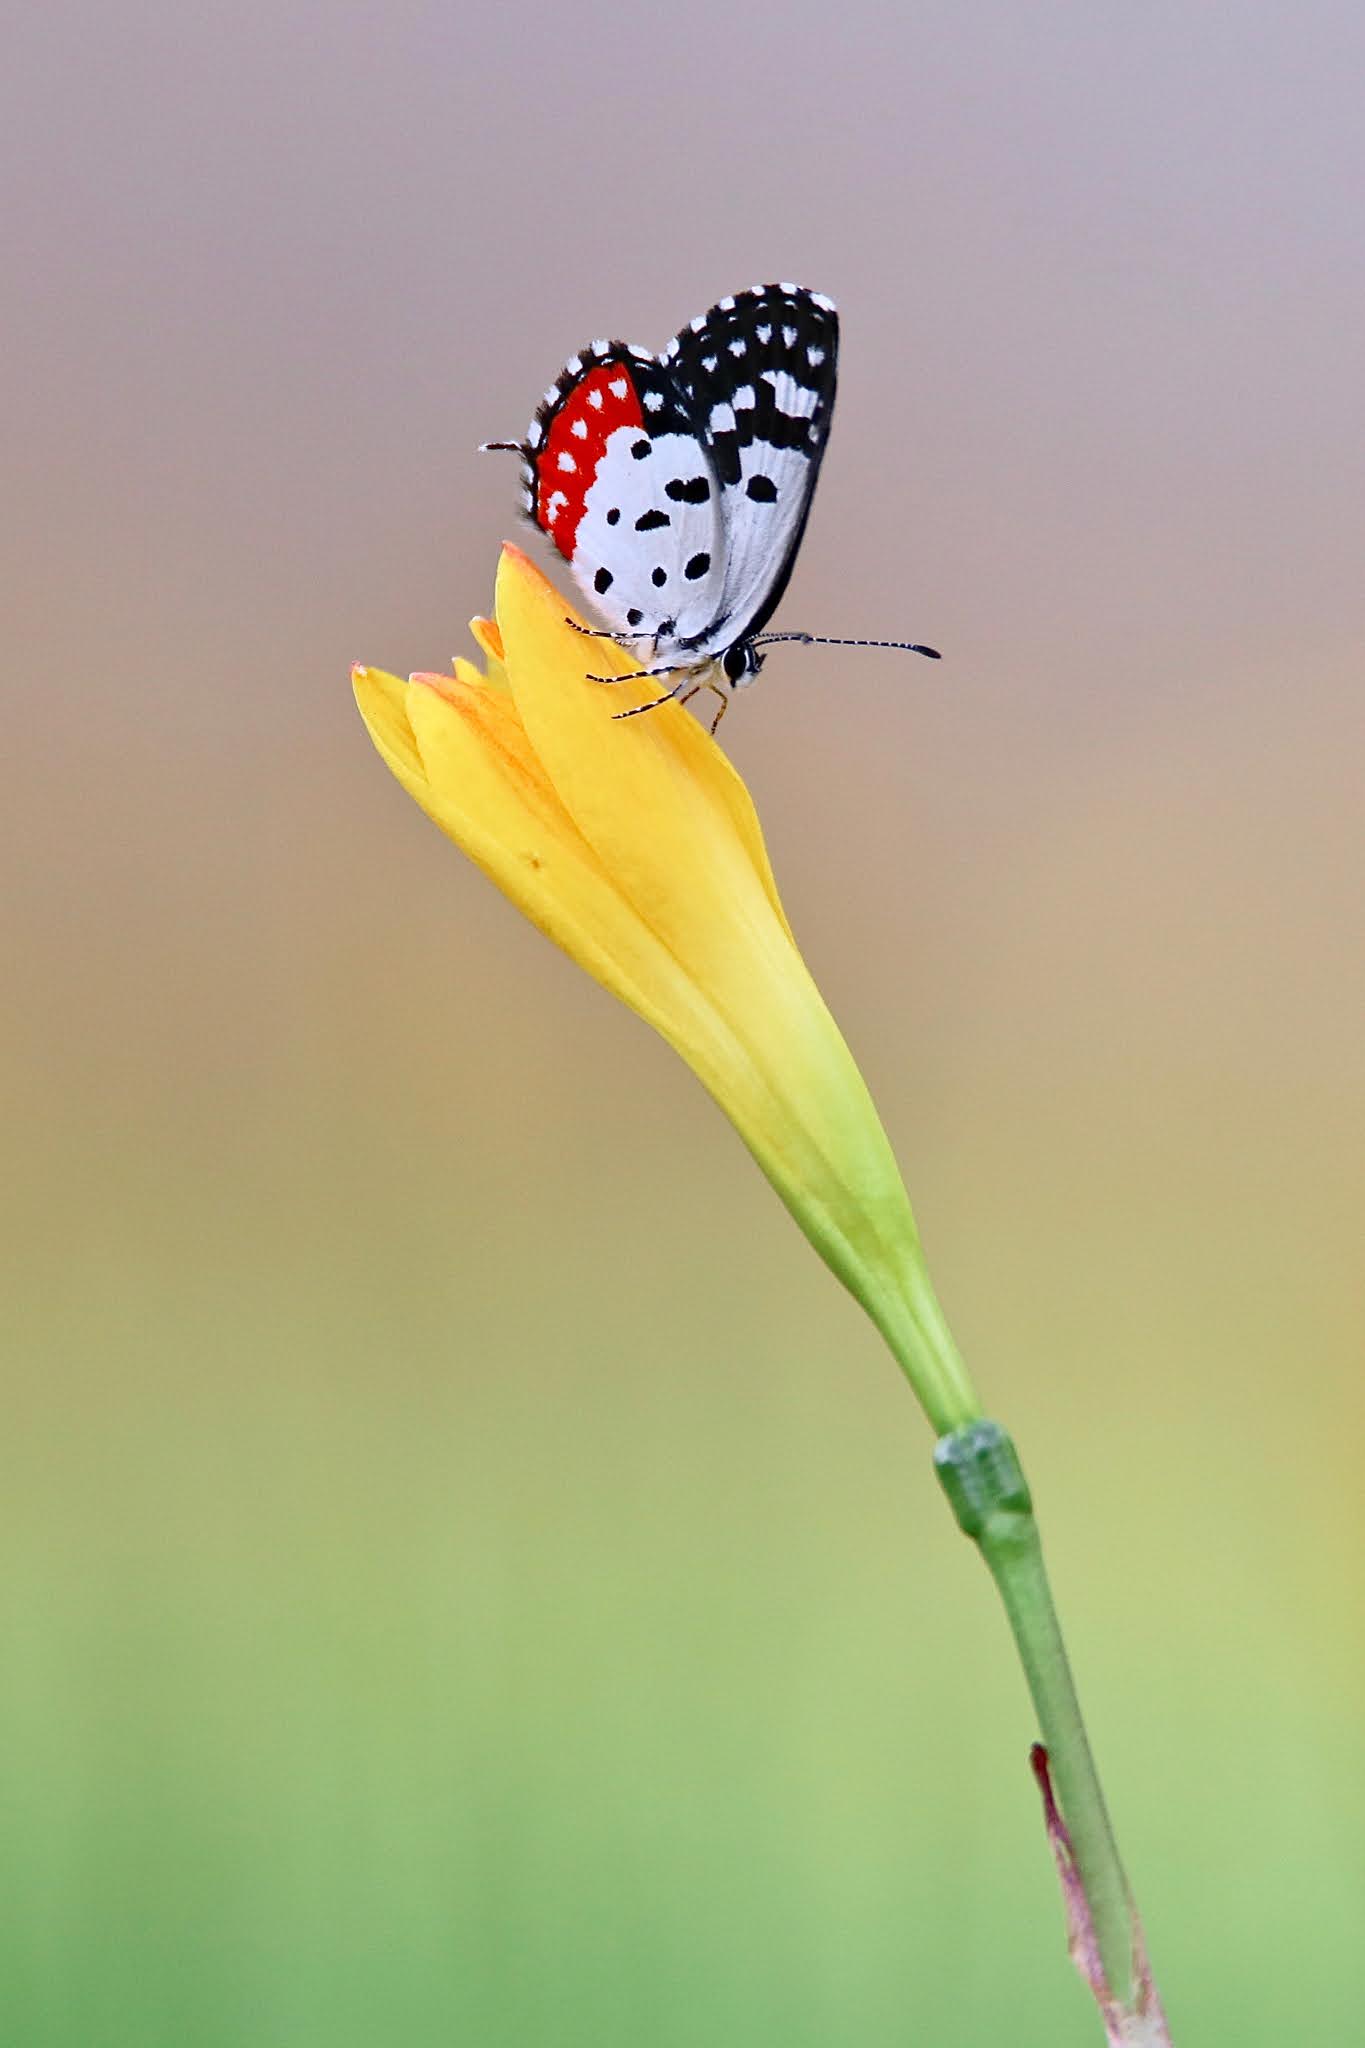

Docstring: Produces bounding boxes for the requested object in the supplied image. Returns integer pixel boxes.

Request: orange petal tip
[469,614,505,662]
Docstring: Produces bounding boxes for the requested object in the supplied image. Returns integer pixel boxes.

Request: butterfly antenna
[754,633,942,659]
[479,439,527,455]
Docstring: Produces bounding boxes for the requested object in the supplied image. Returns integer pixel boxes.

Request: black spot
[746,474,778,502]
[651,566,667,587]
[594,567,613,594]
[631,438,652,459]
[606,507,620,525]
[685,551,711,580]
[665,475,711,503]
[627,608,643,627]
[635,509,670,531]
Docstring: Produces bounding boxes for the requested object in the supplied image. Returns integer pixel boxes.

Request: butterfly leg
[700,680,730,735]
[585,655,691,686]
[565,619,656,642]
[609,666,705,719]
[642,676,728,737]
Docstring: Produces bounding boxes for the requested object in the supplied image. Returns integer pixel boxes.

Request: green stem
[934,1420,1136,2006]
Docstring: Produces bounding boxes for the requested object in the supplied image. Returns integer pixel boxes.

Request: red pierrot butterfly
[482,284,939,729]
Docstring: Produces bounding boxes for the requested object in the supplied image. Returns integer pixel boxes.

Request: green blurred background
[4,4,1362,2042]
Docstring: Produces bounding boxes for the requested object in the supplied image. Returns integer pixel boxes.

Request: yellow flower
[354,545,981,1434]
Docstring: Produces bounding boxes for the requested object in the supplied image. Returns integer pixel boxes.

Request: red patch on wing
[534,362,646,563]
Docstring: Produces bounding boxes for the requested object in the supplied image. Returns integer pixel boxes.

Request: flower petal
[351,664,424,785]
[356,663,743,1076]
[496,544,793,944]
[467,615,510,692]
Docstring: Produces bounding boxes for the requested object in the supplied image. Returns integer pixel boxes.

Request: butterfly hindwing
[521,345,724,646]
[664,284,838,654]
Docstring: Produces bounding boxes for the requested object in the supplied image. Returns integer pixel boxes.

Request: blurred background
[3,4,1362,2042]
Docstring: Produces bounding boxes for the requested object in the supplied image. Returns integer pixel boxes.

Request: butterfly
[483,284,938,728]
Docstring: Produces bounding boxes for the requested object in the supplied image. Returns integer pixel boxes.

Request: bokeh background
[4,5,1362,2042]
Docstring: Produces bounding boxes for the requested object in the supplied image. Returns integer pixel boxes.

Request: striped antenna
[754,632,941,659]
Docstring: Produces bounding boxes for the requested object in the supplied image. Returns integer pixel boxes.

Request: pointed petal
[352,665,424,785]
[496,544,793,943]
[467,615,510,691]
[358,665,747,1084]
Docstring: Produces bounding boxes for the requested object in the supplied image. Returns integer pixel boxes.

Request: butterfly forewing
[665,284,838,654]
[522,346,724,645]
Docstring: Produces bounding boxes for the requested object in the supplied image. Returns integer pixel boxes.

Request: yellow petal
[351,664,423,785]
[497,545,793,943]
[355,663,749,1083]
[467,615,510,692]
[469,614,504,662]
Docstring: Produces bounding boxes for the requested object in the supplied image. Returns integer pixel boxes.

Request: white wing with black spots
[574,424,724,645]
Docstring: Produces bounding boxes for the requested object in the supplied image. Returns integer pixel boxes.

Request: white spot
[643,388,664,411]
[591,338,610,355]
[728,338,746,356]
[546,490,568,522]
[557,451,577,472]
[690,314,705,332]
[664,338,679,357]
[572,417,590,438]
[782,326,797,348]
[702,355,717,372]
[629,345,652,361]
[709,402,736,434]
[527,421,544,448]
[732,384,756,409]
[778,281,799,295]
[587,389,603,409]
[718,295,736,311]
[760,368,818,419]
[812,292,836,312]
[756,324,772,344]
[566,355,583,374]
[807,346,825,366]
[609,377,628,399]
[543,385,560,407]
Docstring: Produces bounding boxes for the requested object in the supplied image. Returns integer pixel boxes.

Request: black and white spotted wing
[663,284,838,660]
[489,285,838,673]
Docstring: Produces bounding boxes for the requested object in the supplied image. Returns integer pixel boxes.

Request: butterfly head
[722,641,765,689]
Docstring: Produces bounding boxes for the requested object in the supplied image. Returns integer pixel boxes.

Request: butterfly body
[485,284,839,693]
